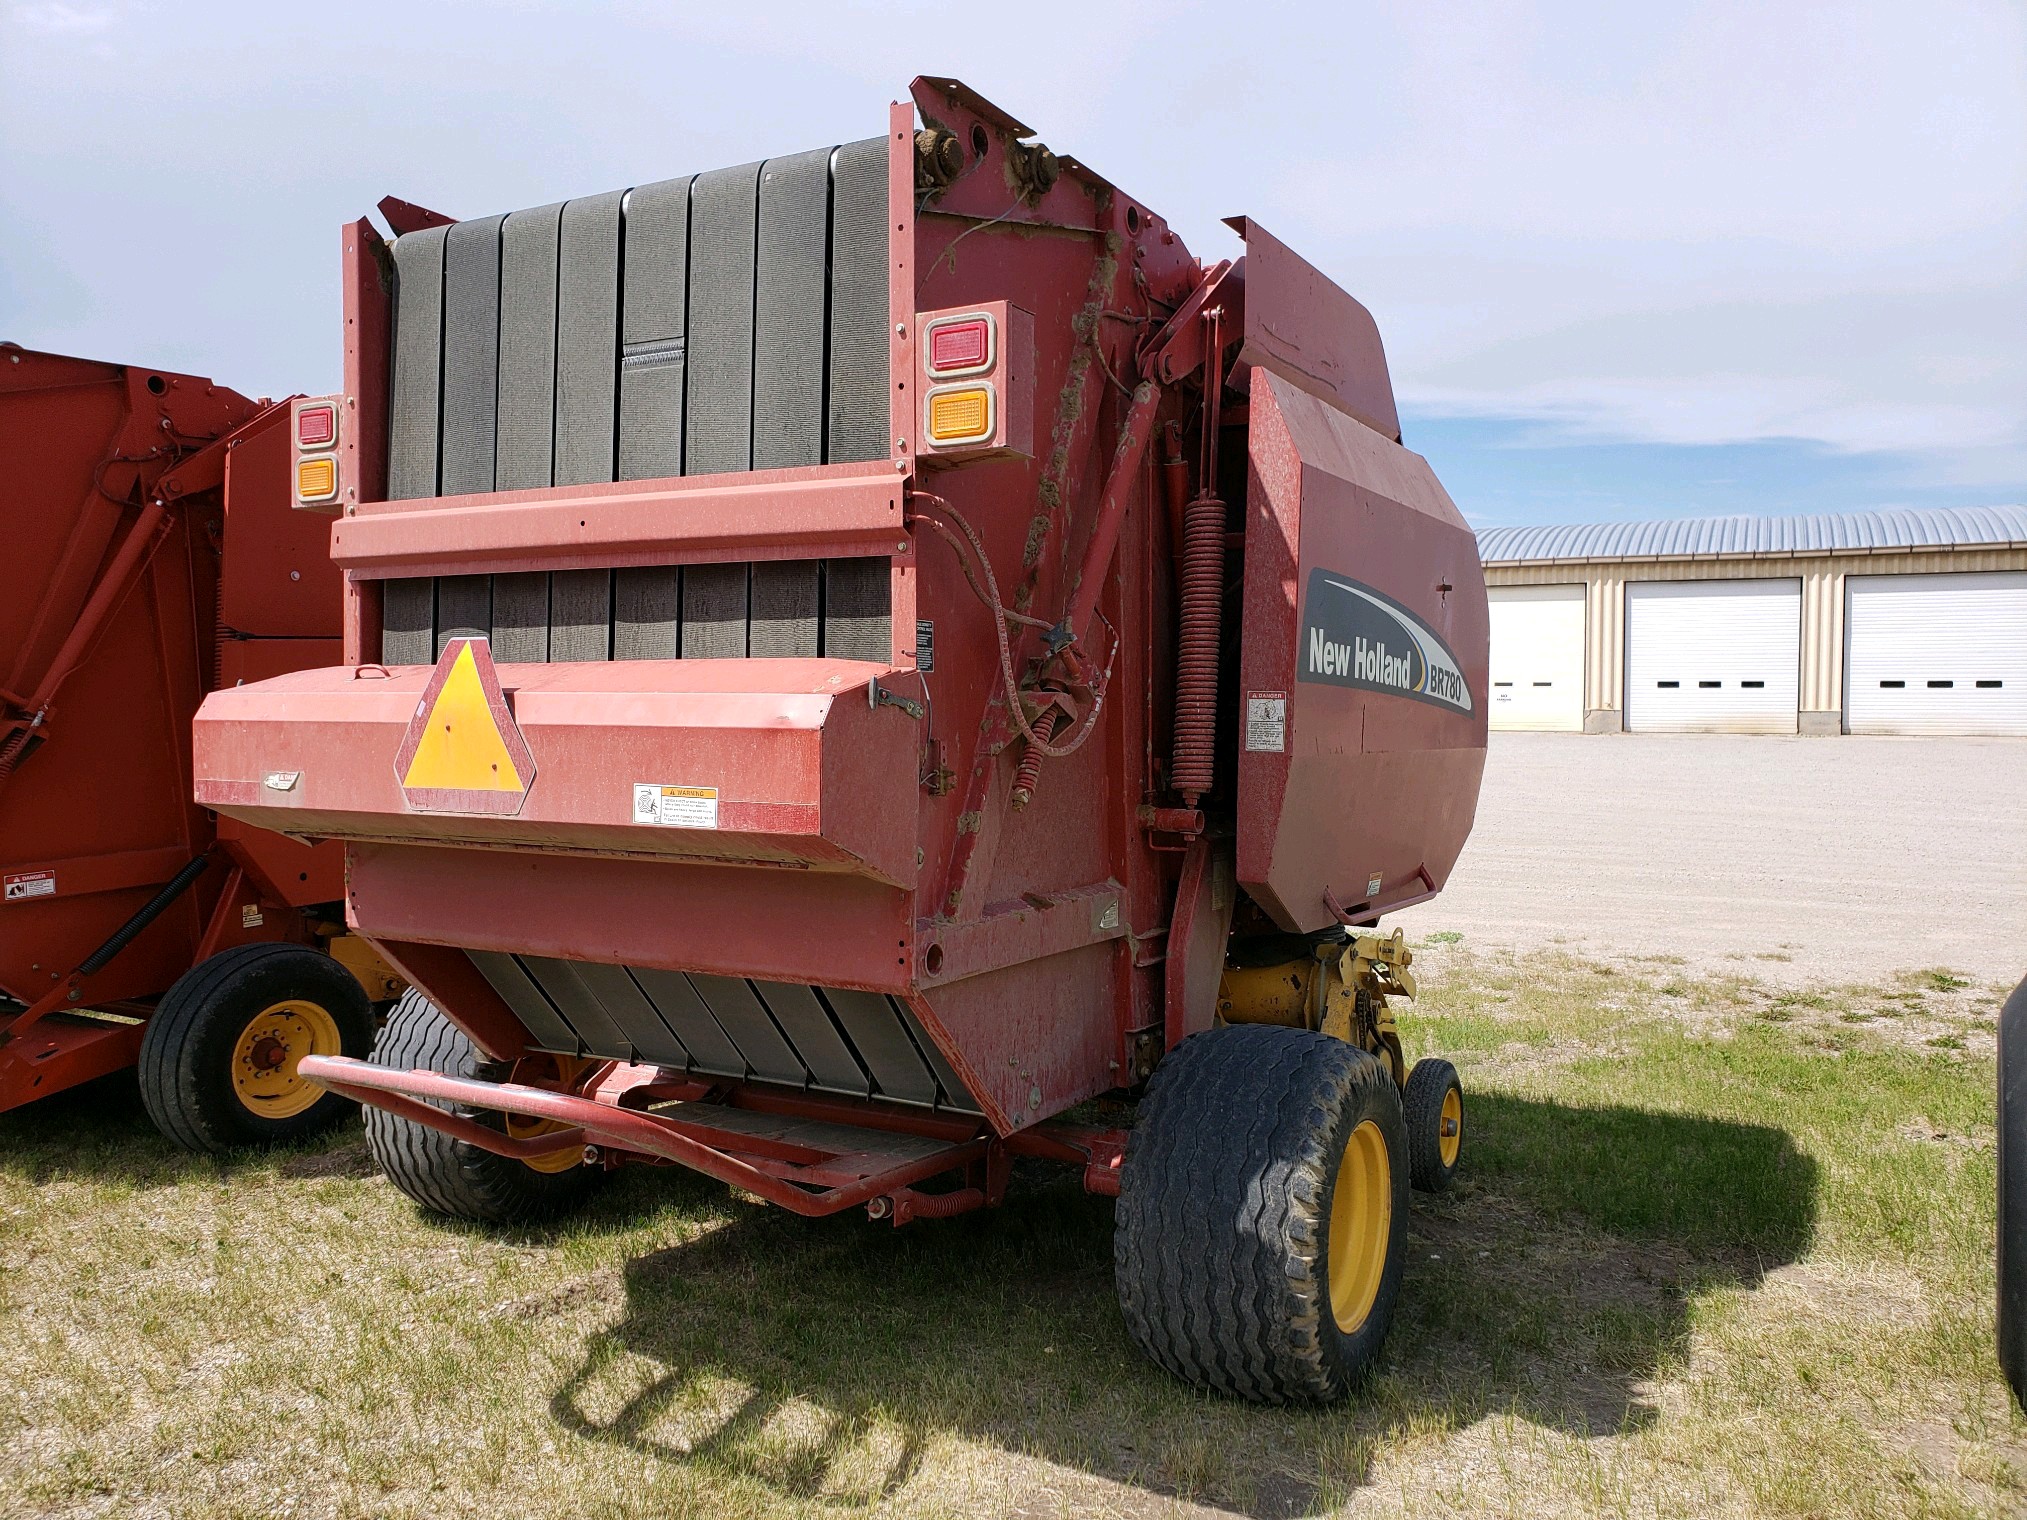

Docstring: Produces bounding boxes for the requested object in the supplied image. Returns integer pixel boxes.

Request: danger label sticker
[633,783,719,830]
[3,870,56,902]
[1245,691,1287,752]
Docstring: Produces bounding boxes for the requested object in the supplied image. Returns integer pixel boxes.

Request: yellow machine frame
[1215,928,1417,1083]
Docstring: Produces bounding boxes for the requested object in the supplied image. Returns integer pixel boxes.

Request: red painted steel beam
[1004,1121,1127,1196]
[155,399,292,502]
[300,1055,987,1218]
[1139,259,1240,386]
[330,1082,588,1164]
[0,501,170,782]
[330,464,907,580]
[915,880,1127,989]
[1058,381,1162,663]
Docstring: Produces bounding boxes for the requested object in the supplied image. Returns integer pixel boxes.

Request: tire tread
[1115,1025,1409,1404]
[363,990,601,1224]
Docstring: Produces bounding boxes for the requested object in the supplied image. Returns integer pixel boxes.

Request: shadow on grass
[546,1092,1818,1517]
[0,1069,732,1246]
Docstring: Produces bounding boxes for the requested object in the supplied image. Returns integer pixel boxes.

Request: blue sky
[3,1,2022,529]
[1407,418,2019,529]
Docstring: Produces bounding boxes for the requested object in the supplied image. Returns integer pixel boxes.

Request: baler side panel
[1237,373,1489,932]
[0,374,216,1006]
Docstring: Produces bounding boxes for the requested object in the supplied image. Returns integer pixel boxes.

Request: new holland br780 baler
[193,77,1488,1402]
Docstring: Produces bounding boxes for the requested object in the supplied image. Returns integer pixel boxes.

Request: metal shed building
[1477,505,2027,736]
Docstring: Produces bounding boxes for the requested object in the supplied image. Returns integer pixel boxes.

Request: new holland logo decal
[1298,568,1474,715]
[394,637,536,815]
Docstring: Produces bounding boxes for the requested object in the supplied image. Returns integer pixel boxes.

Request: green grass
[0,953,2016,1518]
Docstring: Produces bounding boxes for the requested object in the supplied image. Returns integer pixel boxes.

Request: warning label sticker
[1245,691,1288,752]
[633,783,719,830]
[3,870,56,902]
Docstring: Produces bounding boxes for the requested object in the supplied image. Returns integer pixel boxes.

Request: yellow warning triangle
[401,644,524,792]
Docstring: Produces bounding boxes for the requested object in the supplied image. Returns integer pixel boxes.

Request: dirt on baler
[195,76,1488,1403]
[0,348,400,1147]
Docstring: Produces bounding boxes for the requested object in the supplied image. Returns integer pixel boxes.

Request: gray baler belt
[496,203,563,491]
[439,215,504,496]
[378,134,892,666]
[554,191,623,487]
[468,950,978,1112]
[375,561,889,666]
[384,135,887,500]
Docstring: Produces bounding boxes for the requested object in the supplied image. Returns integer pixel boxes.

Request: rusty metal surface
[195,77,1486,1165]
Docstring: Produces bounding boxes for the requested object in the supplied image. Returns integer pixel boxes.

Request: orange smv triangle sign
[393,637,536,815]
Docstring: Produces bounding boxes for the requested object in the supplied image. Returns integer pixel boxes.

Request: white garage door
[1488,585,1585,731]
[1845,571,2027,736]
[1626,579,1800,733]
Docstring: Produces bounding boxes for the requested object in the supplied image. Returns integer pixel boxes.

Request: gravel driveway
[1391,732,2026,987]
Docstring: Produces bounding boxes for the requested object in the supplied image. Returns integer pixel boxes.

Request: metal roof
[1477,505,2027,565]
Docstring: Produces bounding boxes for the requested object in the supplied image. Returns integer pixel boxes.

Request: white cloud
[0,0,2019,496]
[10,2,115,35]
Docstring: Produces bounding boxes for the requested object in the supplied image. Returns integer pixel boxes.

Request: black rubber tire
[1403,1057,1464,1193]
[1999,974,2027,1411]
[362,989,602,1225]
[1115,1024,1410,1403]
[138,941,375,1154]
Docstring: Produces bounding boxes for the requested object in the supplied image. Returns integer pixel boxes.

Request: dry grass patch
[0,953,2017,1518]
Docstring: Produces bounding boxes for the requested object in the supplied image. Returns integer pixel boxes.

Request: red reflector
[297,405,335,447]
[928,319,989,372]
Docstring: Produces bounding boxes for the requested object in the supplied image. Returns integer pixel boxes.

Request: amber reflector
[928,387,992,442]
[296,456,338,501]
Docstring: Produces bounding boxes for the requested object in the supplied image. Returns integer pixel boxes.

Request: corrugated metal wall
[1485,547,2027,728]
[378,138,893,668]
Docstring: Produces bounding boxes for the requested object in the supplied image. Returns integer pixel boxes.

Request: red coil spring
[1009,708,1060,811]
[1171,491,1226,808]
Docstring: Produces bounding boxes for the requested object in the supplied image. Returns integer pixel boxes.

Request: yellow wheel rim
[230,999,342,1119]
[1327,1118,1392,1334]
[507,1111,583,1173]
[1438,1085,1463,1168]
[505,1053,586,1173]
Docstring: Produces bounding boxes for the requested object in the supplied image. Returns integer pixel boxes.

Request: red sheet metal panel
[1224,217,1401,444]
[221,407,346,637]
[0,349,349,1107]
[195,656,920,886]
[1236,371,1488,931]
